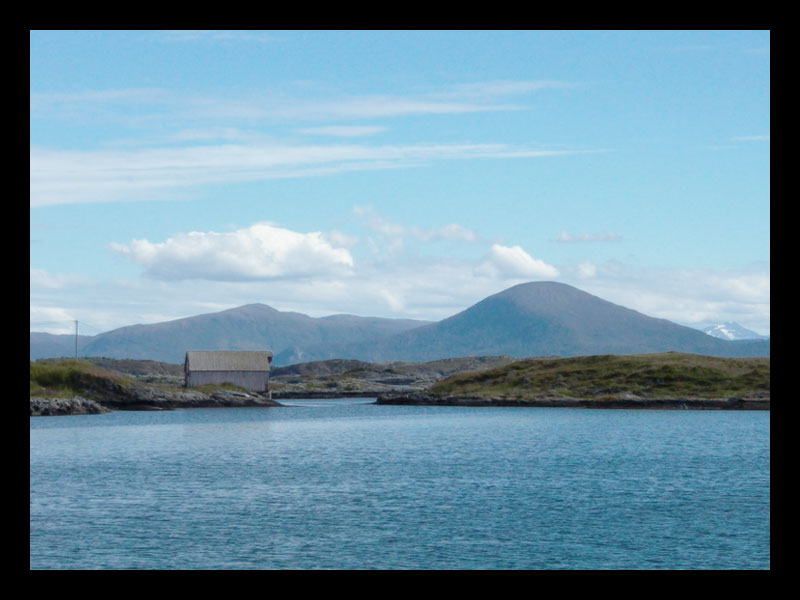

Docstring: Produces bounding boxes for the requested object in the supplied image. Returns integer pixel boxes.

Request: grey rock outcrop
[30,396,111,416]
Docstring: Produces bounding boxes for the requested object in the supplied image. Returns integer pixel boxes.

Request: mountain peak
[483,280,625,316]
[223,303,280,313]
[497,281,573,296]
[702,322,767,341]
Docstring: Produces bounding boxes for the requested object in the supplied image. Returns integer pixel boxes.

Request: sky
[30,30,770,337]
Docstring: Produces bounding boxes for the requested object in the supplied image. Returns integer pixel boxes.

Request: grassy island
[378,352,770,409]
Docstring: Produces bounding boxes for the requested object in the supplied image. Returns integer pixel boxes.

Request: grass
[429,352,770,400]
[30,359,134,399]
[191,382,252,394]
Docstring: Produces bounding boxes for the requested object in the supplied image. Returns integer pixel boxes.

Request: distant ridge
[30,282,769,364]
[57,304,431,364]
[276,282,770,363]
[30,332,94,361]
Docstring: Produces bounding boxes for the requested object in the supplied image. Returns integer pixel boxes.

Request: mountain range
[30,281,770,365]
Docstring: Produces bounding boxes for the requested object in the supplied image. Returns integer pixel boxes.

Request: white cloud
[562,261,770,336]
[475,244,560,279]
[109,223,355,281]
[30,268,69,290]
[30,143,588,207]
[30,305,76,333]
[354,205,481,244]
[168,127,262,143]
[30,253,770,338]
[30,79,568,126]
[30,268,90,290]
[322,230,359,249]
[29,88,169,113]
[30,79,594,207]
[576,261,597,278]
[431,80,577,101]
[379,289,406,312]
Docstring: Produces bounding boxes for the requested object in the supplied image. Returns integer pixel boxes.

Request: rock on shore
[101,387,281,411]
[30,396,111,416]
[30,388,281,416]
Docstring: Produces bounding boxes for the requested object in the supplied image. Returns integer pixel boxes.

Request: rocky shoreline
[30,388,280,416]
[30,396,111,416]
[375,392,770,410]
[30,355,770,415]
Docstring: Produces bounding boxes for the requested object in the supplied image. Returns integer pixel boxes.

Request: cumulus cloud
[109,223,354,281]
[475,244,559,279]
[322,230,359,248]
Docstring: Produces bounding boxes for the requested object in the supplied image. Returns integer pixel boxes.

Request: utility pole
[75,320,78,358]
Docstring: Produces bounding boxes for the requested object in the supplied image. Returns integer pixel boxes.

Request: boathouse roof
[185,350,273,372]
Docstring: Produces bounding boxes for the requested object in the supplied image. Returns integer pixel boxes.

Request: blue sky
[30,30,770,336]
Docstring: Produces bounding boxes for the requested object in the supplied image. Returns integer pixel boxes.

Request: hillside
[377,352,770,409]
[290,282,770,362]
[76,304,431,364]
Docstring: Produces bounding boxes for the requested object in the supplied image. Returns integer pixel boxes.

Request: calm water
[30,400,770,570]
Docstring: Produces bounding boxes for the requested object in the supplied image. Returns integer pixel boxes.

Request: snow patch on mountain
[702,322,768,341]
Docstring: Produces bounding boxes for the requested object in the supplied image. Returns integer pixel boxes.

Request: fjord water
[30,400,770,570]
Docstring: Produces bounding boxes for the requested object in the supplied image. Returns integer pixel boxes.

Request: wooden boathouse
[184,350,274,393]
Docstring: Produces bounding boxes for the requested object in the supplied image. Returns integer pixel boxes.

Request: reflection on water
[275,398,377,407]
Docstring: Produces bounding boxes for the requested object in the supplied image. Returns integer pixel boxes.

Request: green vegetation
[191,382,252,394]
[31,357,289,417]
[429,353,770,400]
[81,357,184,377]
[30,359,134,399]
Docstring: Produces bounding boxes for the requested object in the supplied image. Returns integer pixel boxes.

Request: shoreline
[271,390,386,399]
[375,393,770,410]
[30,390,280,416]
[30,390,770,415]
